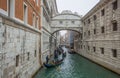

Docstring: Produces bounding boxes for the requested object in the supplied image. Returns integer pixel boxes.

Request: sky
[56,0,100,16]
[60,30,67,36]
[57,0,100,36]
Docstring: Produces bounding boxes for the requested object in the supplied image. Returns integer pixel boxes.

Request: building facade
[74,32,82,52]
[80,0,120,74]
[41,0,58,63]
[0,0,41,78]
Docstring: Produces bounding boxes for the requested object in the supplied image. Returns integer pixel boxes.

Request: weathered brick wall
[0,0,41,30]
[79,0,120,74]
[0,16,41,78]
[0,0,7,11]
[15,0,24,21]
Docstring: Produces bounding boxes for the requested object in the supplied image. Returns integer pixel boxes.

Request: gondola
[68,52,76,54]
[44,58,64,68]
[68,49,76,54]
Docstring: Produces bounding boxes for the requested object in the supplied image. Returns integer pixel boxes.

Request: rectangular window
[36,17,39,28]
[88,19,90,24]
[16,55,19,67]
[24,4,27,24]
[88,46,90,50]
[36,0,39,6]
[34,50,37,57]
[93,47,96,52]
[88,31,90,36]
[94,29,96,34]
[112,21,117,31]
[71,21,75,24]
[112,0,118,10]
[59,21,63,24]
[27,52,30,61]
[8,0,14,17]
[101,9,105,16]
[112,49,117,57]
[33,13,36,27]
[101,26,104,33]
[101,48,104,54]
[93,15,97,20]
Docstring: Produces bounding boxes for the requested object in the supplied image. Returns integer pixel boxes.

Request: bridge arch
[51,10,82,34]
[51,28,81,36]
[49,10,83,53]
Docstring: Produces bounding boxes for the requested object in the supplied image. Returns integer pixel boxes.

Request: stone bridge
[51,10,82,34]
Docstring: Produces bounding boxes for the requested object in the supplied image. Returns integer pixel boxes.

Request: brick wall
[15,0,23,21]
[0,0,7,11]
[0,0,41,30]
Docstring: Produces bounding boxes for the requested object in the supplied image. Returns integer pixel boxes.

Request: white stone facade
[41,0,58,63]
[79,0,120,74]
[0,16,41,78]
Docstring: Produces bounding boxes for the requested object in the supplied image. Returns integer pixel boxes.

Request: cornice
[81,0,111,21]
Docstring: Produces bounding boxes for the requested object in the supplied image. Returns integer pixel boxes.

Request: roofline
[81,0,110,21]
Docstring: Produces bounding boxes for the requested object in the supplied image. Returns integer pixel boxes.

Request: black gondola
[44,58,64,68]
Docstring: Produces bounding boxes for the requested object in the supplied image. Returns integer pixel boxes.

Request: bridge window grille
[34,50,37,57]
[59,21,63,24]
[71,21,75,24]
[88,46,90,50]
[88,31,90,36]
[27,52,30,61]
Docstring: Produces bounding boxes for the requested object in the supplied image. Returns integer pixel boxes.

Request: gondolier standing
[46,55,49,64]
[54,48,58,61]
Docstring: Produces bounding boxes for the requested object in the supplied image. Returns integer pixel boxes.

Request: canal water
[34,53,120,78]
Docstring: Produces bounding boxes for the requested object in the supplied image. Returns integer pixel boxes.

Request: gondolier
[46,55,49,64]
[54,48,58,61]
